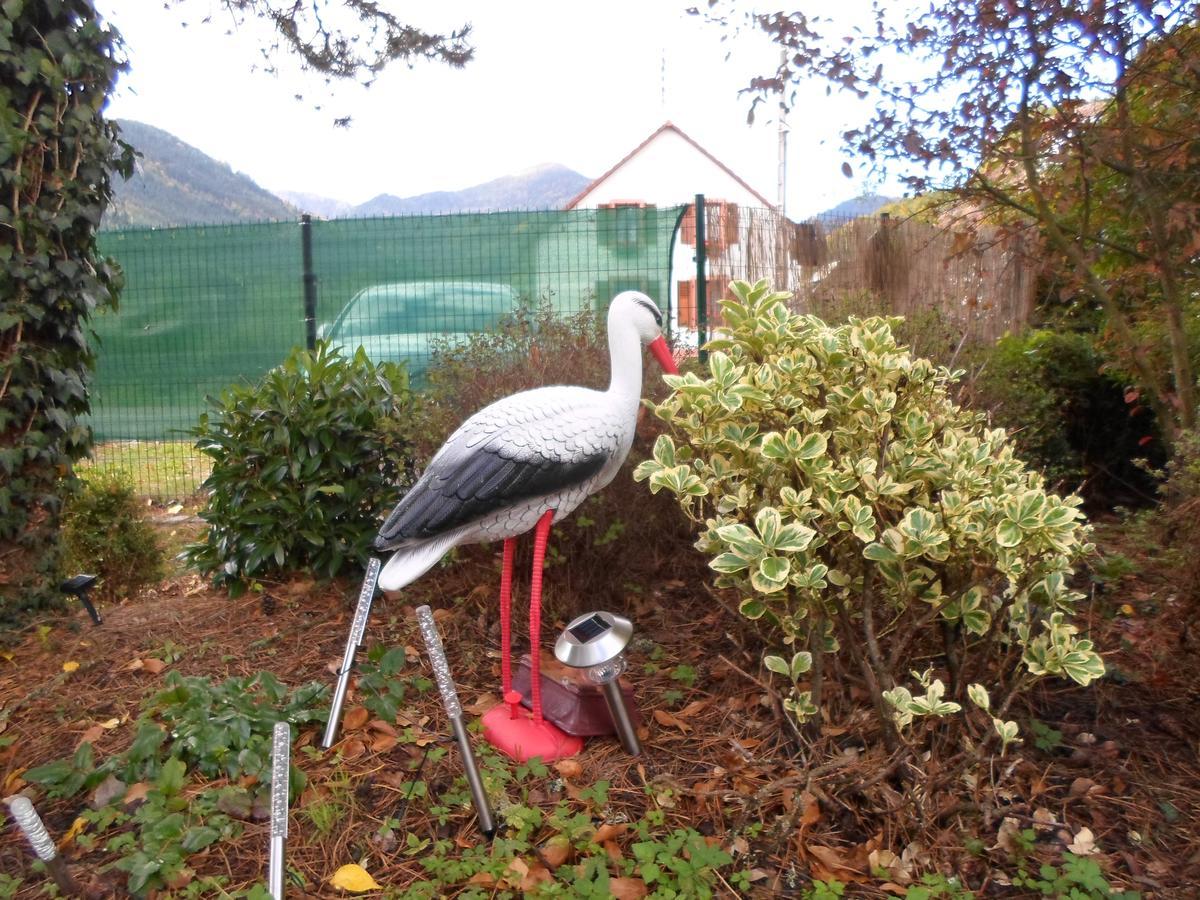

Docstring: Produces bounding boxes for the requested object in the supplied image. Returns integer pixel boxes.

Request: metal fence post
[694,194,707,364]
[300,214,318,350]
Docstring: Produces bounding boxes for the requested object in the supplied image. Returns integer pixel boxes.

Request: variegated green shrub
[636,280,1101,748]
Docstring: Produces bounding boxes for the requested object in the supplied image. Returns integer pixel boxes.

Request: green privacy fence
[89,206,686,495]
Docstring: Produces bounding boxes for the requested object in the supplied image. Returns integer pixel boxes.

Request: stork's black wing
[374,387,620,549]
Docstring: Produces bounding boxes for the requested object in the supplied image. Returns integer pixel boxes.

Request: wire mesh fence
[86,203,1036,499]
[88,207,685,497]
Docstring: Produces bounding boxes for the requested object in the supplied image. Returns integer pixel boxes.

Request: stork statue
[373,291,678,761]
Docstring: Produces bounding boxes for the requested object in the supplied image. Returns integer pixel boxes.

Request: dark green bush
[186,341,418,594]
[968,329,1164,502]
[62,468,164,603]
[419,302,696,607]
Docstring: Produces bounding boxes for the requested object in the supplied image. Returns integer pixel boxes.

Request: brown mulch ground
[1,516,1198,897]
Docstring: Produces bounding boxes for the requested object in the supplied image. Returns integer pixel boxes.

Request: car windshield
[332,282,518,337]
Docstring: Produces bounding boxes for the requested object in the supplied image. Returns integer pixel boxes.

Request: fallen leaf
[1069,777,1101,798]
[540,834,571,868]
[996,817,1023,854]
[554,758,583,779]
[1032,808,1056,831]
[519,861,553,892]
[343,707,370,732]
[464,694,500,716]
[91,775,126,809]
[500,856,530,889]
[370,733,398,753]
[677,699,710,718]
[806,844,867,882]
[609,876,648,899]
[123,782,152,808]
[100,718,120,729]
[652,709,692,733]
[77,725,105,748]
[1067,827,1098,856]
[592,822,628,843]
[62,661,80,673]
[329,863,381,892]
[58,816,87,848]
[797,791,821,830]
[868,848,912,886]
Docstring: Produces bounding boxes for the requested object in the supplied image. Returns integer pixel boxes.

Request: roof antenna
[660,45,667,116]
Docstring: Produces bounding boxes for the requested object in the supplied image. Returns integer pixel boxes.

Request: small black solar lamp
[60,574,102,625]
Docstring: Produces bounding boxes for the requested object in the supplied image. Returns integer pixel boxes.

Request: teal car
[320,281,521,381]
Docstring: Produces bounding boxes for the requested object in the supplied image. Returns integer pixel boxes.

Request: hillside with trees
[103,120,297,228]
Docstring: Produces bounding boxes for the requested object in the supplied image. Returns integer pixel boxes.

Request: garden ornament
[5,794,82,895]
[554,611,641,756]
[322,557,381,748]
[372,292,676,761]
[268,722,290,900]
[60,573,101,625]
[416,604,496,838]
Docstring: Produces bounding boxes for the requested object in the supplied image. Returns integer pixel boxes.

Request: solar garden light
[554,611,640,756]
[416,605,496,839]
[323,557,381,749]
[5,794,82,896]
[268,722,291,899]
[60,573,102,626]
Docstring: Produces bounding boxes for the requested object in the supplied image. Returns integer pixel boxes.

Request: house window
[679,200,739,252]
[598,201,651,253]
[676,276,729,329]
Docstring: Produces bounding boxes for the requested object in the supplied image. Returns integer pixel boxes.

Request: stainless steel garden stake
[268,721,290,899]
[322,557,381,749]
[5,794,82,896]
[415,605,495,838]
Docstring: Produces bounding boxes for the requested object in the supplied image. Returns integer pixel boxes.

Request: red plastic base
[481,703,583,762]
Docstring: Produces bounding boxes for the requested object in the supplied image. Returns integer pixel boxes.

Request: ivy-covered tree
[0,0,133,613]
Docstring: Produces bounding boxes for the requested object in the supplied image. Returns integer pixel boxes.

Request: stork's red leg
[498,537,517,708]
[529,509,555,724]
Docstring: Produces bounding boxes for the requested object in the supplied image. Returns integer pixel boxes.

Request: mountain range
[104,119,890,228]
[104,121,592,228]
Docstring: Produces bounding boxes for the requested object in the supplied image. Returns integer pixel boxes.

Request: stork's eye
[634,298,662,327]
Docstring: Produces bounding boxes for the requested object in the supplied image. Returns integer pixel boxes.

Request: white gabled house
[564,122,788,341]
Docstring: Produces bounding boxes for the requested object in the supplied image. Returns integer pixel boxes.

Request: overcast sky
[93,1,894,217]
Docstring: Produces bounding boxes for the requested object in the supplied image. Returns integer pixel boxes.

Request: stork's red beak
[648,336,678,375]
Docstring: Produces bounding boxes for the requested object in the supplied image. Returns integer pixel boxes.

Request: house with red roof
[563,122,791,341]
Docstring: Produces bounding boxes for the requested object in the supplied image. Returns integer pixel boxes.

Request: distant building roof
[564,121,776,210]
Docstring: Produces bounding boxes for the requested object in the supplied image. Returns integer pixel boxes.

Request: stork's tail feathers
[377,535,456,593]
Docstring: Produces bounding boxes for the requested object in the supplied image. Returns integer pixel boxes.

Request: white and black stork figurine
[374,291,677,761]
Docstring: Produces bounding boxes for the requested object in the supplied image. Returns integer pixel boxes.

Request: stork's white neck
[605,313,645,411]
